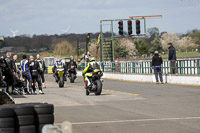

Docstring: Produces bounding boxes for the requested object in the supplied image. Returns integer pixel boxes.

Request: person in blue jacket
[20,55,32,94]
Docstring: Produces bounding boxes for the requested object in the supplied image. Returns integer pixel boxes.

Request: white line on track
[70,117,200,125]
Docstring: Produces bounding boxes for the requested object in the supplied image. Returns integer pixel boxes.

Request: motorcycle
[84,69,103,96]
[68,65,77,83]
[56,66,65,88]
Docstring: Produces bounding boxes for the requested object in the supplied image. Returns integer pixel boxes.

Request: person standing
[152,51,163,84]
[5,52,16,94]
[168,43,176,74]
[29,56,44,94]
[13,55,21,78]
[35,54,46,88]
[20,55,32,94]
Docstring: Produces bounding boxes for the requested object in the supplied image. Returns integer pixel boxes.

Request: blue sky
[0,0,200,37]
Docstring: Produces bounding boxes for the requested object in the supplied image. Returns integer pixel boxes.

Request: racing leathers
[82,61,100,88]
[35,58,46,83]
[29,60,43,94]
[0,57,7,88]
[5,57,16,93]
[20,59,32,92]
[52,61,66,82]
[66,60,77,74]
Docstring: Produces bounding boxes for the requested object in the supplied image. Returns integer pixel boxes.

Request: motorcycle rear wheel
[94,80,102,95]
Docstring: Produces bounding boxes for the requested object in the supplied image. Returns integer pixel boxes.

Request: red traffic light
[128,21,132,25]
[136,20,140,25]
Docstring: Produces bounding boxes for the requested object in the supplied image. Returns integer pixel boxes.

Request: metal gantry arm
[100,15,162,62]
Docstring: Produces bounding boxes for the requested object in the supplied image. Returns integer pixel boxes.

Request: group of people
[152,42,176,84]
[0,52,46,95]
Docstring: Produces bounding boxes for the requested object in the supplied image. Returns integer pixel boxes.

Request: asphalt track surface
[14,74,200,133]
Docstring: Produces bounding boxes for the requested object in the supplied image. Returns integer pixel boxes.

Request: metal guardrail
[77,59,200,75]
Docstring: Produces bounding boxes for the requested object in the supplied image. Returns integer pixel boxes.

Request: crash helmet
[56,58,62,63]
[90,56,95,62]
[70,56,74,61]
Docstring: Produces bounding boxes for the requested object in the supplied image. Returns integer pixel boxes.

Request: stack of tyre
[0,103,54,133]
[12,104,36,133]
[0,106,15,133]
[32,103,54,133]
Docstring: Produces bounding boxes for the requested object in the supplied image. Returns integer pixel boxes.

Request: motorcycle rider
[35,54,46,88]
[52,58,66,82]
[5,52,16,94]
[82,57,100,89]
[13,55,21,78]
[20,55,32,94]
[29,56,44,94]
[0,57,7,90]
[66,56,77,74]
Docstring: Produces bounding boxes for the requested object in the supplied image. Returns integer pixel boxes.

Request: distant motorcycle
[68,65,77,83]
[85,69,103,95]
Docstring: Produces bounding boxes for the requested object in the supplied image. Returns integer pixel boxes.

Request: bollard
[42,125,59,133]
[61,121,72,133]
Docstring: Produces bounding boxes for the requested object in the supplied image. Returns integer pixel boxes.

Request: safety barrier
[77,59,200,75]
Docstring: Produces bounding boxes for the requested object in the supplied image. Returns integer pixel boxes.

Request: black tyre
[95,80,102,95]
[0,118,15,128]
[39,124,45,133]
[70,74,75,83]
[36,114,54,124]
[5,104,34,116]
[0,107,14,118]
[33,104,54,115]
[86,89,90,96]
[19,125,36,133]
[59,76,64,88]
[0,128,15,133]
[17,115,35,126]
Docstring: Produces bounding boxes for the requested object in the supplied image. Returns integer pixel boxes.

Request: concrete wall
[77,71,200,86]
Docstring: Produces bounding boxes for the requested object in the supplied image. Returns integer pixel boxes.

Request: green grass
[162,52,200,58]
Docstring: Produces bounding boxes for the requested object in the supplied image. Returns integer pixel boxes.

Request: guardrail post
[150,62,152,74]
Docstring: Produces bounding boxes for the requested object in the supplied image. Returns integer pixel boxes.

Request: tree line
[0,28,199,59]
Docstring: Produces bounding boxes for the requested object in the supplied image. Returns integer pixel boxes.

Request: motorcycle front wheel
[59,76,64,88]
[70,73,75,83]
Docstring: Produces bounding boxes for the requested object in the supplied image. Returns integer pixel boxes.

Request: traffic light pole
[111,21,114,61]
[77,37,79,60]
[100,21,104,62]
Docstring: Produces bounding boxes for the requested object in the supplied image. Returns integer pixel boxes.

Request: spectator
[152,51,163,84]
[168,43,176,74]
